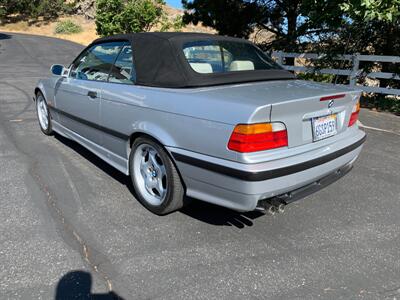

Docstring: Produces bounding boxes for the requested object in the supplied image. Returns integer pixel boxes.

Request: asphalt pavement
[0,32,399,300]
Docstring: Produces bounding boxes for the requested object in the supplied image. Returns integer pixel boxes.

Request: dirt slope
[0,6,214,45]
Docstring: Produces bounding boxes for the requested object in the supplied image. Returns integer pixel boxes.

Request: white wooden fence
[271,51,400,96]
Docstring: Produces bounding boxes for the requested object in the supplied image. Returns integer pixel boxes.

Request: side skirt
[52,120,129,175]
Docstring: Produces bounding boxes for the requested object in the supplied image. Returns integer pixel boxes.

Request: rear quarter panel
[100,84,255,161]
[100,80,362,164]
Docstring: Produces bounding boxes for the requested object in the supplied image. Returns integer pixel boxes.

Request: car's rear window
[183,40,282,74]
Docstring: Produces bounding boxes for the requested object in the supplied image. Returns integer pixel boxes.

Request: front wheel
[129,137,184,215]
[36,92,53,135]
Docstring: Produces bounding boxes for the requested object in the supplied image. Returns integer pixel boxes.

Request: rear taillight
[228,123,288,153]
[348,102,360,127]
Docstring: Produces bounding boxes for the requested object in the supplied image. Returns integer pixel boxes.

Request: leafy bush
[54,20,83,34]
[0,0,73,21]
[361,94,400,115]
[296,72,336,84]
[30,0,67,20]
[160,15,184,32]
[0,7,6,23]
[95,0,166,36]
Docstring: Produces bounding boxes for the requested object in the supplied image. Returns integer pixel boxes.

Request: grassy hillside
[0,5,214,45]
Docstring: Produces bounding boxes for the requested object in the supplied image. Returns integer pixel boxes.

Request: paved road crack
[0,102,122,299]
[29,159,120,297]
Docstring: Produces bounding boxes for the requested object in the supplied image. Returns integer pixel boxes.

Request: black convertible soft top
[91,32,294,88]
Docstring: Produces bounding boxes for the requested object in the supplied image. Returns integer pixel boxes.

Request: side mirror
[50,64,67,77]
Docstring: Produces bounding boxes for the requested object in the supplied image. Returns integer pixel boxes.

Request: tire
[35,92,53,135]
[129,137,185,215]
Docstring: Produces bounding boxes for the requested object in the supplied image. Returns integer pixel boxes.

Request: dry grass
[0,15,98,45]
[0,7,215,45]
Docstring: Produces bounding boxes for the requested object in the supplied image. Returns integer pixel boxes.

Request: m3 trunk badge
[328,100,334,108]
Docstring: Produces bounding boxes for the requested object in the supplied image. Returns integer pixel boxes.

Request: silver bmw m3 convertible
[34,32,366,215]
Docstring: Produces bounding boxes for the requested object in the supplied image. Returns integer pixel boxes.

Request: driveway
[1,32,399,300]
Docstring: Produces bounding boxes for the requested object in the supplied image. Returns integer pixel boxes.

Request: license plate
[312,114,337,141]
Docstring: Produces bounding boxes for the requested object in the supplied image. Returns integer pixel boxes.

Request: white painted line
[357,120,400,136]
[58,157,83,209]
[9,119,23,122]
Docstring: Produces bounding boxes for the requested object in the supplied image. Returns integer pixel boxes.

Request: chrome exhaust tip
[268,198,286,213]
[266,204,276,215]
[275,203,285,213]
[256,201,277,215]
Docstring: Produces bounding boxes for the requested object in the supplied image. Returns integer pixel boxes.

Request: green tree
[339,1,400,93]
[182,0,347,53]
[160,15,184,32]
[182,0,400,54]
[0,0,71,21]
[182,0,261,38]
[30,0,68,20]
[95,0,166,36]
[341,0,400,22]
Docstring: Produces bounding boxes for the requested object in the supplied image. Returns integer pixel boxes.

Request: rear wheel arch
[129,125,176,144]
[127,129,176,157]
[127,132,186,189]
[128,135,187,214]
[128,132,164,156]
[129,132,151,148]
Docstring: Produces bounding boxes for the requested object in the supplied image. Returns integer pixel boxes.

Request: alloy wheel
[133,143,168,206]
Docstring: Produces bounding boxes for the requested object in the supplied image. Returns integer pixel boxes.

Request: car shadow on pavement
[55,270,123,300]
[54,133,266,227]
[54,133,136,194]
[181,200,265,228]
[0,33,11,40]
[0,33,11,55]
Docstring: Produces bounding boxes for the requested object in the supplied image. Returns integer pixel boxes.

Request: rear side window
[108,44,136,84]
[70,42,124,81]
[183,40,281,74]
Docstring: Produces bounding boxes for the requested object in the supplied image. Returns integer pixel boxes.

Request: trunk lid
[268,81,360,148]
[189,79,360,148]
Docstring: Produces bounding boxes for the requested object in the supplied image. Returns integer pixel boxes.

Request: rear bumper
[258,161,353,208]
[168,130,366,212]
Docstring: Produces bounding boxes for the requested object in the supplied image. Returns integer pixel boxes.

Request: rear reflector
[320,94,346,101]
[228,123,288,153]
[348,102,360,127]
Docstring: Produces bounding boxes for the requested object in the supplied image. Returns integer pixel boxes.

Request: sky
[166,0,183,9]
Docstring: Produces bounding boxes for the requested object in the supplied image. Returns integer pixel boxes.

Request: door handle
[87,91,97,99]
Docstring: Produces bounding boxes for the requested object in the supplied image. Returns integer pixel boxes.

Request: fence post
[350,53,360,87]
[276,51,284,65]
